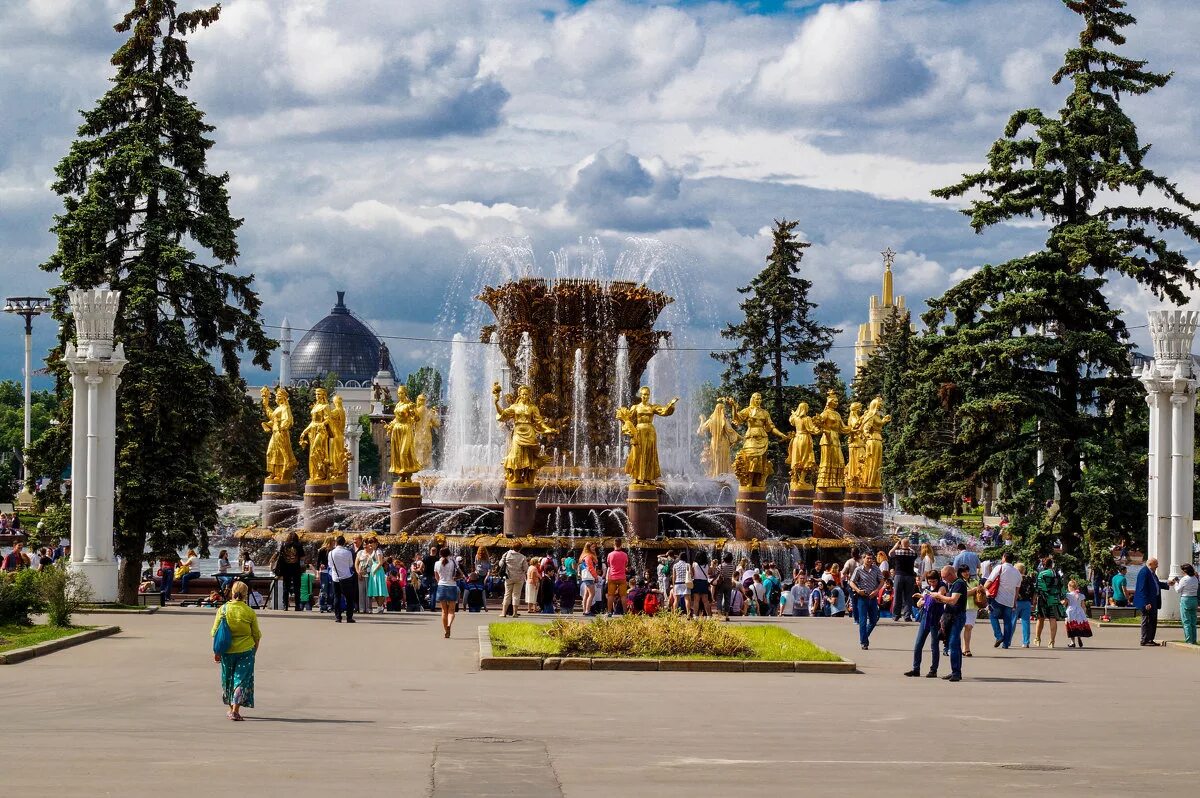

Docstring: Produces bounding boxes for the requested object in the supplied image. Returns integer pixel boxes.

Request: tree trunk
[118,549,145,605]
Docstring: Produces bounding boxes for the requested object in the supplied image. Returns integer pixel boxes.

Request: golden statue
[787,401,820,489]
[388,386,422,482]
[617,386,678,486]
[493,383,556,486]
[858,396,891,491]
[413,393,441,469]
[696,400,739,477]
[329,394,348,481]
[815,391,852,491]
[844,401,865,491]
[298,400,334,483]
[260,386,298,484]
[727,393,788,490]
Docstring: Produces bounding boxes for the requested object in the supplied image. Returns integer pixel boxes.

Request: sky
[1,0,1198,392]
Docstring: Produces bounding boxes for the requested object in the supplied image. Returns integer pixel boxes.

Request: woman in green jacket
[212,580,262,721]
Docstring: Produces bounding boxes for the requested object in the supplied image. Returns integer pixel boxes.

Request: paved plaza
[4,610,1198,797]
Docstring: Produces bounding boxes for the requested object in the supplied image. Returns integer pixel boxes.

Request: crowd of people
[1,540,70,571]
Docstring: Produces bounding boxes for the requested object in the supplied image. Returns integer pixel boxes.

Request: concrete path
[3,609,1197,796]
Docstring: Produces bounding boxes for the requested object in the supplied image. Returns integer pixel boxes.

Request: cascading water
[515,331,533,387]
[482,331,503,463]
[442,333,475,476]
[571,348,587,467]
[612,334,630,468]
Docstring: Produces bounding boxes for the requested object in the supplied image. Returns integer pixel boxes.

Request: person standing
[1134,557,1171,646]
[579,542,599,616]
[715,552,737,620]
[931,564,969,682]
[606,538,630,617]
[1034,556,1066,648]
[673,551,691,616]
[984,552,1021,649]
[918,543,935,580]
[905,569,946,678]
[275,532,305,611]
[158,553,176,602]
[434,547,460,638]
[1064,580,1092,648]
[328,535,358,623]
[1169,564,1199,645]
[848,550,883,650]
[366,538,388,613]
[889,536,917,622]
[1111,565,1130,607]
[952,543,980,579]
[497,541,528,617]
[1014,563,1035,648]
[211,580,261,721]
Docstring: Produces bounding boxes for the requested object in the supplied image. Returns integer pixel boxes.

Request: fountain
[247,237,903,564]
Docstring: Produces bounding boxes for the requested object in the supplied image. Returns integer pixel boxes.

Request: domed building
[291,291,394,387]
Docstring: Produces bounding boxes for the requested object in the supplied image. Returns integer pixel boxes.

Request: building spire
[881,247,896,307]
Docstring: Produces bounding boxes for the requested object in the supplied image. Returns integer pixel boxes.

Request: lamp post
[3,296,51,490]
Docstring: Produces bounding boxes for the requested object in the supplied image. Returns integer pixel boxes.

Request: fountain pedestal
[261,482,298,529]
[787,484,814,507]
[503,483,538,537]
[390,481,422,536]
[302,480,334,533]
[626,485,659,539]
[847,491,884,537]
[331,480,350,501]
[735,487,768,540]
[812,489,844,538]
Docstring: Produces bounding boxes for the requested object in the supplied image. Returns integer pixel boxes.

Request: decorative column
[1142,309,1199,620]
[64,288,126,602]
[626,484,659,539]
[734,486,768,541]
[346,420,362,499]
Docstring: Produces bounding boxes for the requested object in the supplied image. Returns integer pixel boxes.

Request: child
[200,590,223,608]
[318,564,333,613]
[465,573,487,613]
[1064,579,1092,648]
[555,572,579,614]
[300,564,316,611]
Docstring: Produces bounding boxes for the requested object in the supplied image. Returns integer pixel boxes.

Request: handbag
[212,606,233,655]
[986,577,1000,599]
[685,564,694,589]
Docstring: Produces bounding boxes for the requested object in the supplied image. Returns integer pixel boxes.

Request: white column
[1142,387,1157,564]
[68,366,87,563]
[346,423,362,498]
[1153,385,1172,568]
[65,288,124,603]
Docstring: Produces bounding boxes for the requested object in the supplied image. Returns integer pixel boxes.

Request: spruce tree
[714,219,838,428]
[853,312,914,499]
[924,0,1198,558]
[29,1,272,602]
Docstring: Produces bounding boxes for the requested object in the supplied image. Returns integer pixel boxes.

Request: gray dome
[291,292,394,388]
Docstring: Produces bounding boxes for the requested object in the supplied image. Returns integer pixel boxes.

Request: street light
[3,296,51,493]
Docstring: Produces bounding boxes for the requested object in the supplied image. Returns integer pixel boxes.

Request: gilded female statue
[815,391,852,490]
[617,386,678,486]
[329,394,348,480]
[787,401,820,489]
[260,386,298,484]
[493,383,556,486]
[388,386,422,482]
[858,396,891,491]
[413,393,441,469]
[844,401,865,491]
[696,400,739,477]
[727,393,788,489]
[298,403,334,482]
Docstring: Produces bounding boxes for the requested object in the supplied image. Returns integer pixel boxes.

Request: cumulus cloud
[566,143,706,232]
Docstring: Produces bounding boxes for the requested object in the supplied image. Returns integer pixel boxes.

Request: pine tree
[924,0,1198,558]
[852,311,914,499]
[29,1,272,602]
[714,220,838,429]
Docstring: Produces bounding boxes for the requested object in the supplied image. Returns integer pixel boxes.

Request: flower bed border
[0,625,121,665]
[477,627,856,673]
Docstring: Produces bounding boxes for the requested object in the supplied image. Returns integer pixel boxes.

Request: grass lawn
[490,619,843,662]
[0,624,95,654]
[1104,616,1182,627]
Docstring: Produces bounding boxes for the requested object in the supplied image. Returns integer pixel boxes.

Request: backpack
[644,592,660,616]
[212,606,233,655]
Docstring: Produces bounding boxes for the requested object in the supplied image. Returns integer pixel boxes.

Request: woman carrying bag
[211,581,262,721]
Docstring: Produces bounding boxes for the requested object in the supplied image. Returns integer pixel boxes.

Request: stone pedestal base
[331,481,350,501]
[70,560,119,603]
[812,488,844,539]
[261,482,298,529]
[735,487,768,540]
[845,491,884,537]
[626,485,660,539]
[390,481,422,536]
[503,484,538,537]
[302,481,335,533]
[787,486,814,507]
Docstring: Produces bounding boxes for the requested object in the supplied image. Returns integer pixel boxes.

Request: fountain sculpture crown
[1148,309,1200,369]
[69,287,122,360]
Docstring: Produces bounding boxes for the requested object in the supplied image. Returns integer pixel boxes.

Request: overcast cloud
[1,0,1197,389]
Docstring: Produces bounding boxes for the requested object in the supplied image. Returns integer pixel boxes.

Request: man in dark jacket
[1133,558,1170,646]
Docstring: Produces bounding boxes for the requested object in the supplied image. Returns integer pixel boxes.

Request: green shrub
[547,613,754,658]
[38,564,93,627]
[0,569,46,625]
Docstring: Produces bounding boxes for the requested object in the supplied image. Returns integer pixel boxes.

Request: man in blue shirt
[1133,558,1170,646]
[952,543,980,579]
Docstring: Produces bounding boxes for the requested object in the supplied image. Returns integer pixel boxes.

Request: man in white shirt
[984,551,1021,649]
[789,581,809,617]
[327,535,358,623]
